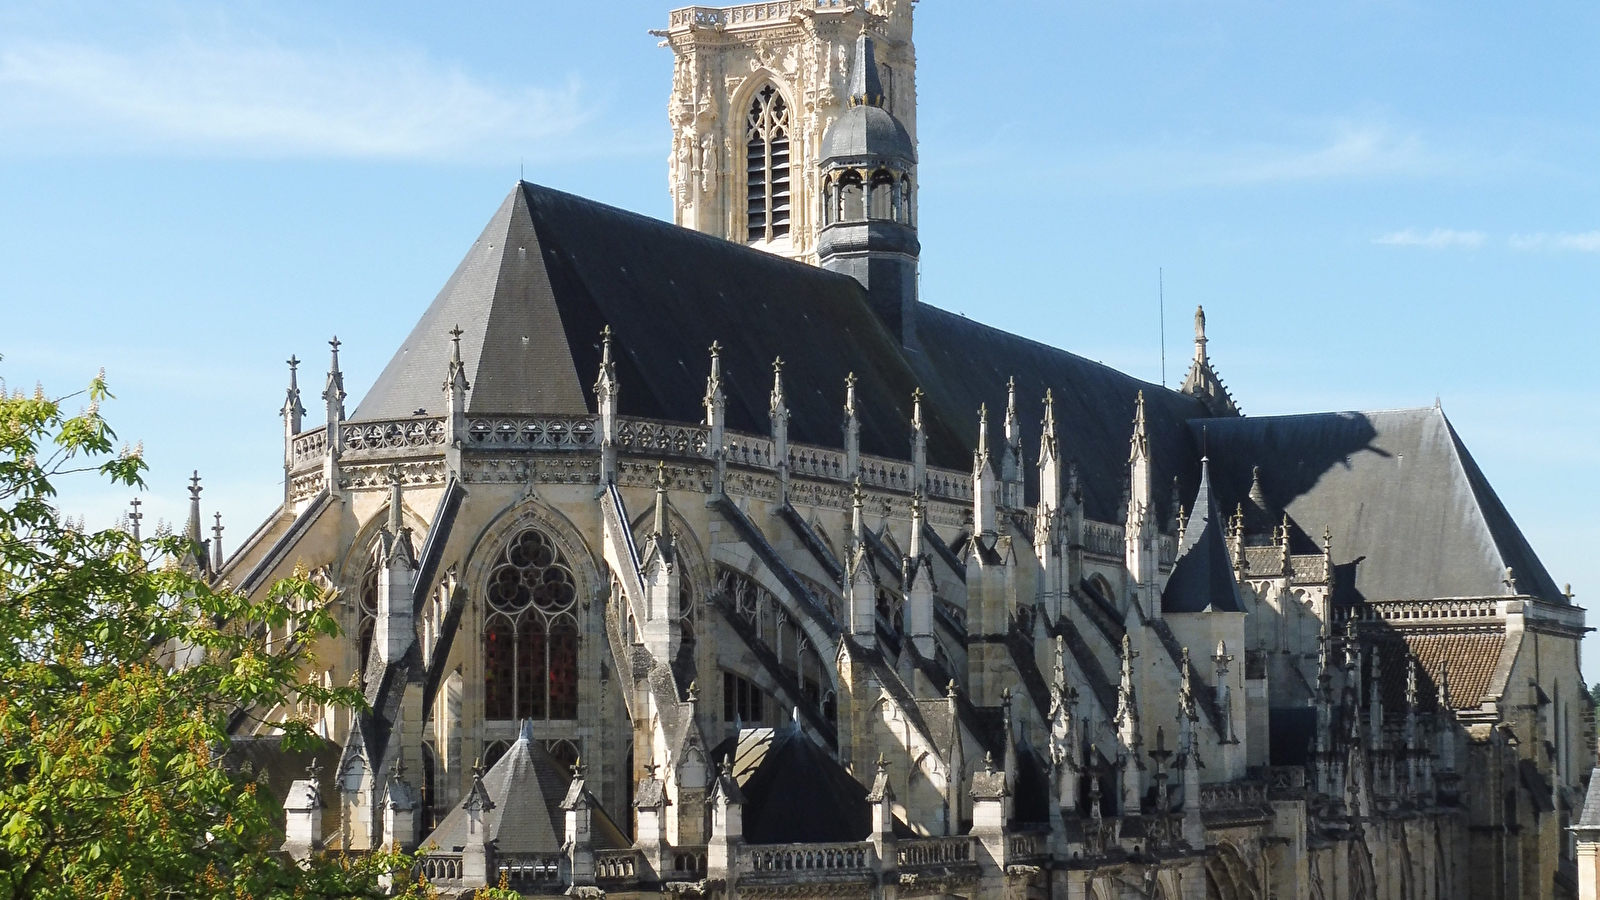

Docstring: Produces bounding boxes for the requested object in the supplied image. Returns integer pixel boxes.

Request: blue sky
[3,1,1597,673]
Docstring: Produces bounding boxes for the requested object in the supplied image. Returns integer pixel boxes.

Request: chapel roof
[1162,459,1245,614]
[1193,407,1564,604]
[422,723,627,855]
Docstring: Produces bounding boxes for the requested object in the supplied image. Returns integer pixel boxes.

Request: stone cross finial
[128,497,143,542]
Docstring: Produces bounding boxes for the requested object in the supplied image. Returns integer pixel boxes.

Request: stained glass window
[483,527,580,720]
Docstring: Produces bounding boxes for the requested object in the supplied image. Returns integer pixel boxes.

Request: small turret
[817,30,920,347]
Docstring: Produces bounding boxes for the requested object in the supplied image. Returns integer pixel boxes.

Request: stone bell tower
[658,0,917,264]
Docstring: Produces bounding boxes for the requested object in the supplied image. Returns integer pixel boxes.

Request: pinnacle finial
[709,339,722,360]
[600,325,613,365]
[188,470,202,502]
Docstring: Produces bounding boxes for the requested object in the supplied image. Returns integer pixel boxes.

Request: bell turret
[817,30,920,347]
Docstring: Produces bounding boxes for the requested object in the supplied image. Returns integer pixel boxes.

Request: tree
[0,370,428,899]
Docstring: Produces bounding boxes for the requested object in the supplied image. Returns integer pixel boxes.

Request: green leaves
[0,373,428,900]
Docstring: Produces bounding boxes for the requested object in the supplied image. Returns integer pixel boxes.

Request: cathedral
[202,2,1595,898]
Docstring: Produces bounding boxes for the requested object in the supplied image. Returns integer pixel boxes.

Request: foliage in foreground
[0,370,432,898]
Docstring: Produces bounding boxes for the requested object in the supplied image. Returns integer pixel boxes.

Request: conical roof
[421,723,626,854]
[734,724,870,844]
[1162,458,1244,614]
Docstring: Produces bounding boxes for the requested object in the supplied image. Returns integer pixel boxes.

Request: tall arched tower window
[745,85,792,244]
[484,527,580,720]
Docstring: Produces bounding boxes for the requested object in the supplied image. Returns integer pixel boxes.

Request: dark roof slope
[736,725,870,844]
[1162,460,1244,614]
[910,306,1210,521]
[354,181,1211,518]
[1195,408,1563,604]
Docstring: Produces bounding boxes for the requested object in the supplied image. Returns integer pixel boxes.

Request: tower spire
[848,28,886,108]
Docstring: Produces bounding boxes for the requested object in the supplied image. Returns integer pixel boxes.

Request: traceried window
[745,85,792,244]
[357,562,379,683]
[484,527,580,721]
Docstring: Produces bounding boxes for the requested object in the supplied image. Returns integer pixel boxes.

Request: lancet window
[483,527,580,721]
[745,84,792,243]
[357,561,379,683]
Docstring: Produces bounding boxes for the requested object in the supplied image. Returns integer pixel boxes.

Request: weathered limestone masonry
[191,3,1591,899]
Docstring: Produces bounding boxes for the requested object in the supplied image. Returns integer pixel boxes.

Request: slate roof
[1162,460,1244,614]
[422,725,627,854]
[1577,766,1600,830]
[1194,408,1563,604]
[353,181,1209,524]
[733,723,871,844]
[352,183,1559,610]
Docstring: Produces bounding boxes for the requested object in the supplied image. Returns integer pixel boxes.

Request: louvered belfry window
[746,85,792,243]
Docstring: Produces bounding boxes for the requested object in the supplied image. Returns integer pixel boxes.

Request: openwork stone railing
[465,416,599,450]
[1006,829,1048,862]
[290,411,978,501]
[595,848,643,881]
[290,426,326,466]
[415,852,463,885]
[789,445,848,480]
[671,846,707,878]
[1083,520,1125,557]
[1364,598,1501,624]
[616,417,709,457]
[725,434,776,468]
[342,417,446,453]
[498,852,564,887]
[1200,782,1268,810]
[744,842,873,874]
[897,835,975,869]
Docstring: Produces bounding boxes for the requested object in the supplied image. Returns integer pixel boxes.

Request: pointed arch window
[745,85,792,244]
[484,527,580,720]
[357,560,379,683]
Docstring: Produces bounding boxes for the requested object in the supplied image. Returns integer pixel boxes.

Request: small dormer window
[746,85,792,244]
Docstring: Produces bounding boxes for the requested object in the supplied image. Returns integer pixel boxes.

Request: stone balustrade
[289,426,326,467]
[466,416,599,450]
[342,417,447,454]
[595,848,643,881]
[497,852,565,889]
[743,841,874,874]
[1363,598,1500,625]
[897,835,976,869]
[414,852,463,886]
[1083,520,1125,558]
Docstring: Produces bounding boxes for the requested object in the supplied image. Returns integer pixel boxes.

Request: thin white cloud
[955,118,1459,192]
[0,35,593,160]
[1509,232,1600,253]
[1373,228,1486,249]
